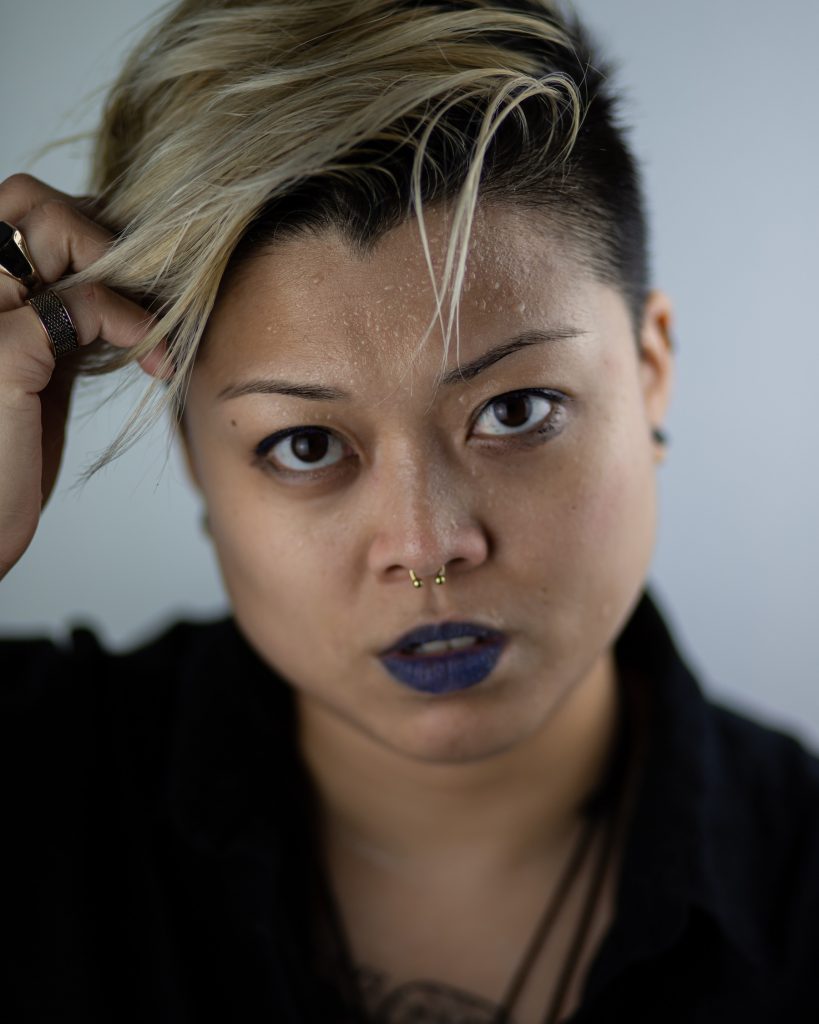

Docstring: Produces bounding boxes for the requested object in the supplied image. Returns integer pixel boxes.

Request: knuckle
[37,198,74,227]
[78,281,102,307]
[0,327,53,387]
[0,276,29,308]
[0,172,41,205]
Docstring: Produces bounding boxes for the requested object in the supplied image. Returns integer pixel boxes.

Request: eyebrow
[216,327,586,402]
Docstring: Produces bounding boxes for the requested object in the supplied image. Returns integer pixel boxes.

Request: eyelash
[253,388,568,480]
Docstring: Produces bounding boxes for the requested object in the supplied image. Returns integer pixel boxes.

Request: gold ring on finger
[0,220,42,293]
[26,289,79,360]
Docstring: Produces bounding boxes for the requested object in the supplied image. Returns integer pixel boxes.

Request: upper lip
[379,620,507,656]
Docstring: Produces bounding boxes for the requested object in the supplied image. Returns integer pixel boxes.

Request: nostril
[369,522,489,583]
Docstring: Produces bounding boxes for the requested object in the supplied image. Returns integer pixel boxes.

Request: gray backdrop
[2,1,818,747]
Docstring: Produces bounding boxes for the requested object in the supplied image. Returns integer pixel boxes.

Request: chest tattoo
[353,965,517,1024]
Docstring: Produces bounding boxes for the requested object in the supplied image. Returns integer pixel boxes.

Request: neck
[296,650,622,880]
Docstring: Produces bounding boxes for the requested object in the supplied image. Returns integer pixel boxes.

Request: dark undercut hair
[232,0,650,339]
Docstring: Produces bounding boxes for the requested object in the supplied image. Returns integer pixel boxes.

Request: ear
[637,289,675,440]
[175,410,203,494]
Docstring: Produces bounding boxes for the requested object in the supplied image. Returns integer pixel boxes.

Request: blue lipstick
[378,621,508,695]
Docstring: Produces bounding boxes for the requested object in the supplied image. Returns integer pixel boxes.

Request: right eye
[256,427,349,474]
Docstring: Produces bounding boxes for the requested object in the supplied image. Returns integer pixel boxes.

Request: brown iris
[290,430,330,463]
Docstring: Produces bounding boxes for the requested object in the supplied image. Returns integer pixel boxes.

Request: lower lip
[378,638,507,695]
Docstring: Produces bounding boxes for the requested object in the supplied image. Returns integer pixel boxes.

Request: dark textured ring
[0,220,41,292]
[26,289,80,359]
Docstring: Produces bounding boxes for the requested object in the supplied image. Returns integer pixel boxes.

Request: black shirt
[3,587,819,1022]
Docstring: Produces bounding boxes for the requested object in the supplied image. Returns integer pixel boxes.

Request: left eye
[472,390,561,438]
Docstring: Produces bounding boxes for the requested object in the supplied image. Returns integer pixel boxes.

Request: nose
[365,444,490,587]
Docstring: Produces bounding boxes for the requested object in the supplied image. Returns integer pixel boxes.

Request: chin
[373,689,552,765]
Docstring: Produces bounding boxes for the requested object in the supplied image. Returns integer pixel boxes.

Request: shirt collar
[591,587,768,984]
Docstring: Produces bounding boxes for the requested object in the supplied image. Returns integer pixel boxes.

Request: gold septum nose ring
[409,567,446,588]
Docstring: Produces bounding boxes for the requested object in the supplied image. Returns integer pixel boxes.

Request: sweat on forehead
[226,201,598,295]
[203,202,593,374]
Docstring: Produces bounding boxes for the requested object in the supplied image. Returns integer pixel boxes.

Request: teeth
[446,636,481,650]
[410,636,480,655]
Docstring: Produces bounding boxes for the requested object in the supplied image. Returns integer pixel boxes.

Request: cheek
[510,421,656,602]
[572,430,657,620]
[209,497,346,687]
[206,479,353,644]
[196,455,298,594]
[586,446,654,564]
[213,501,317,600]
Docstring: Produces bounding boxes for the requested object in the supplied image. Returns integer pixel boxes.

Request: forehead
[200,202,595,379]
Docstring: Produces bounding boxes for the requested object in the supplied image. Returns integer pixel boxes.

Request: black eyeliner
[254,424,330,457]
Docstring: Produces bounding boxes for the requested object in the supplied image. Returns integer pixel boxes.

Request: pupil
[496,395,530,428]
[292,431,328,463]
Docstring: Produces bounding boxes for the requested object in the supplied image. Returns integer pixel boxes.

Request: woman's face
[179,202,673,764]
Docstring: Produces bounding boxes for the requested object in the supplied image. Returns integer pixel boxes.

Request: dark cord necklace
[309,677,634,1024]
[493,681,633,1024]
[492,797,614,1024]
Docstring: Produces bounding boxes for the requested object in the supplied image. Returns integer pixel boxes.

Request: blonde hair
[62,0,643,481]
